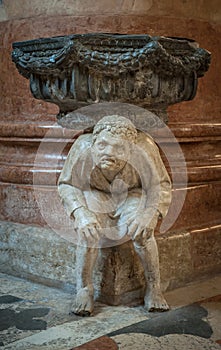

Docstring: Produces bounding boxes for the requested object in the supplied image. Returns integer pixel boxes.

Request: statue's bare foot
[144,288,170,312]
[71,287,94,317]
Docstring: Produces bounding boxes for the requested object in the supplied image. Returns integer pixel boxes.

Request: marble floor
[0,272,221,349]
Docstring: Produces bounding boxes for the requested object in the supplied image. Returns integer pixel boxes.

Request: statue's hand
[73,207,101,243]
[127,208,159,240]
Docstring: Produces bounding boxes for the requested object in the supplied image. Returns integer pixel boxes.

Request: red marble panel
[0,181,220,233]
[191,226,221,274]
[71,336,118,350]
[165,183,221,232]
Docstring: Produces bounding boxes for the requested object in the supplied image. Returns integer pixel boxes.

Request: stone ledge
[0,220,220,305]
[1,120,221,140]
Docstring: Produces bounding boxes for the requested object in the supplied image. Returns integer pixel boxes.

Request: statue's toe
[145,291,170,312]
[71,287,94,317]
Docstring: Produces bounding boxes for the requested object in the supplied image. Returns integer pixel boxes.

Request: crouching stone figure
[58,115,172,316]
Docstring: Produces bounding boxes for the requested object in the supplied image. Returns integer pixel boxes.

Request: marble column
[0,11,221,303]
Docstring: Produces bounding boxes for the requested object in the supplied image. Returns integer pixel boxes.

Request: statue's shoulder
[135,130,161,160]
[137,130,156,148]
[67,133,93,163]
[70,133,93,150]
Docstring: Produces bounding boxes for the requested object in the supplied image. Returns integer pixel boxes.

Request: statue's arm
[150,146,171,219]
[58,135,101,241]
[58,138,88,218]
[126,134,171,238]
[137,133,172,219]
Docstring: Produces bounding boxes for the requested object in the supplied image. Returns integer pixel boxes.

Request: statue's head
[92,115,137,144]
[92,115,137,172]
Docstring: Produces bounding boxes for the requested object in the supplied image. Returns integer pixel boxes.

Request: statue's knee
[132,228,153,247]
[77,232,98,247]
[132,235,145,248]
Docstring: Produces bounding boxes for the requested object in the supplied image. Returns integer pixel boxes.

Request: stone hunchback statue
[58,115,172,316]
[11,33,210,317]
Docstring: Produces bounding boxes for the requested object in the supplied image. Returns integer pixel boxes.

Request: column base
[1,220,220,306]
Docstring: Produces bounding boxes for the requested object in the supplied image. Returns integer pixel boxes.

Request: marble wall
[0,0,220,300]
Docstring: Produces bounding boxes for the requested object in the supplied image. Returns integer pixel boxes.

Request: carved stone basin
[12,33,211,125]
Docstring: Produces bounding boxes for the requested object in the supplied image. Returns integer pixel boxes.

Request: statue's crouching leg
[132,228,169,312]
[71,240,99,317]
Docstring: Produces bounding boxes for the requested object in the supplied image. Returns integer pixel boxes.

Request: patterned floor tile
[108,303,213,338]
[111,333,221,349]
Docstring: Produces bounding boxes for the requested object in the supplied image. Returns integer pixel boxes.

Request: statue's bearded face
[92,131,130,172]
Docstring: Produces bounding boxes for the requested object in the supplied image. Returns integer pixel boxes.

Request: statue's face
[92,131,130,172]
